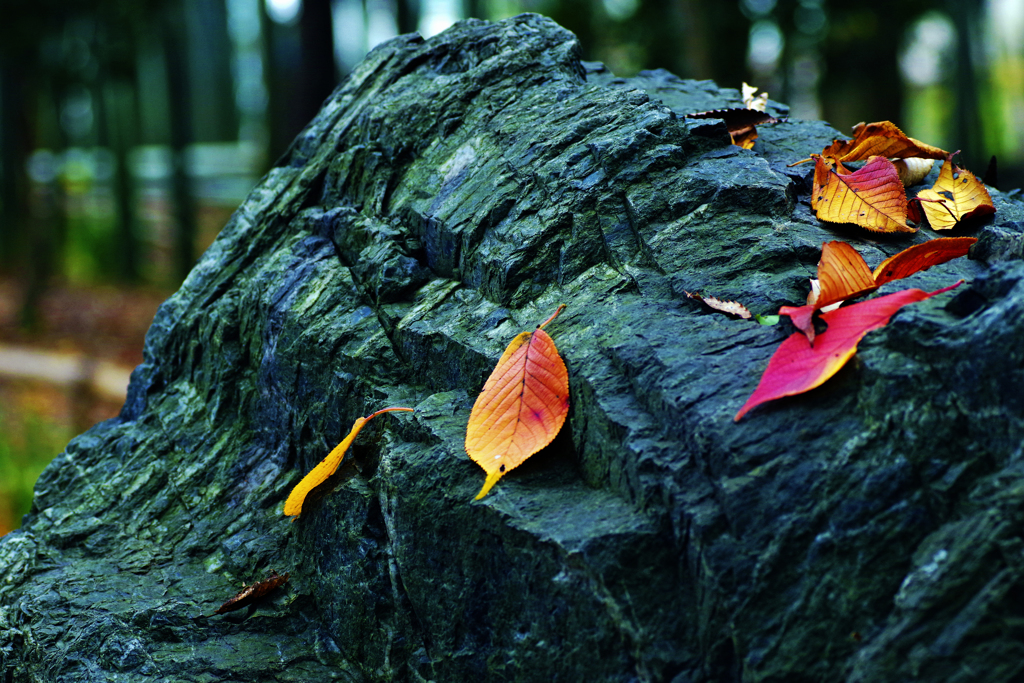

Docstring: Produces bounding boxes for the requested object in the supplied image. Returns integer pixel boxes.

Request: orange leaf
[465,305,570,499]
[821,121,948,163]
[915,153,996,230]
[736,283,961,421]
[780,241,877,344]
[816,241,878,308]
[811,155,913,233]
[284,407,413,517]
[872,236,978,286]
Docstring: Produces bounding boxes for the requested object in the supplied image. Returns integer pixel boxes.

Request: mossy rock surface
[3,13,1024,683]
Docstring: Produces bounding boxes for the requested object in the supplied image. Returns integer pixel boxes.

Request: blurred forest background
[1,0,1022,534]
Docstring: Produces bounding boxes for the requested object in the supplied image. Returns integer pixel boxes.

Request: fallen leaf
[685,108,781,149]
[735,283,962,421]
[778,303,818,344]
[820,121,948,163]
[815,241,878,308]
[915,152,996,230]
[782,241,878,343]
[466,304,570,499]
[806,280,844,311]
[811,155,913,233]
[907,196,924,226]
[284,407,413,517]
[211,571,290,616]
[685,291,752,319]
[742,82,768,111]
[806,279,820,306]
[872,236,977,285]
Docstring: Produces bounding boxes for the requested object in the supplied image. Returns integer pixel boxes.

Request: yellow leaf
[915,153,995,230]
[283,407,413,517]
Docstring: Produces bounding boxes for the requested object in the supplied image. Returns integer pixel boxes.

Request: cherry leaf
[735,283,961,421]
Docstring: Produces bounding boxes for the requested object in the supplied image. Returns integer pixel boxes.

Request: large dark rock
[3,13,1024,682]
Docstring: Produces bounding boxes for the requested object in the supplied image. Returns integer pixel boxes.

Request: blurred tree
[0,4,68,330]
[266,0,337,162]
[397,0,422,34]
[162,0,199,281]
[1,0,159,320]
[947,0,985,171]
[93,2,148,283]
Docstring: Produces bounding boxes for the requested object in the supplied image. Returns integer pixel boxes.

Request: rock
[3,13,1024,683]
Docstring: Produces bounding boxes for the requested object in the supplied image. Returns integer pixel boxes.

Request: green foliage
[0,404,68,534]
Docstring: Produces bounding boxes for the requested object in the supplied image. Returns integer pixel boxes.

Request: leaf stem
[538,303,567,330]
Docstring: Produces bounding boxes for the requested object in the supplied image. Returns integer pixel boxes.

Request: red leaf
[735,283,961,421]
[778,303,817,342]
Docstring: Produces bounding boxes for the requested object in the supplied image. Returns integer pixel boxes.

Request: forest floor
[0,278,171,535]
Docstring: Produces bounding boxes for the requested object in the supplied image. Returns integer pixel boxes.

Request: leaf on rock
[211,571,290,616]
[872,236,977,285]
[781,241,877,344]
[820,121,948,163]
[685,291,753,319]
[283,407,413,517]
[915,153,996,230]
[778,303,817,343]
[815,241,878,308]
[685,108,781,149]
[785,238,974,343]
[811,155,913,233]
[735,283,962,421]
[465,304,570,500]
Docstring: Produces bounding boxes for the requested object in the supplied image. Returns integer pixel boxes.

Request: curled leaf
[893,158,935,187]
[811,155,913,233]
[786,238,974,344]
[783,240,878,345]
[736,283,962,421]
[815,241,878,308]
[915,153,996,230]
[284,407,413,517]
[742,82,769,112]
[466,305,570,500]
